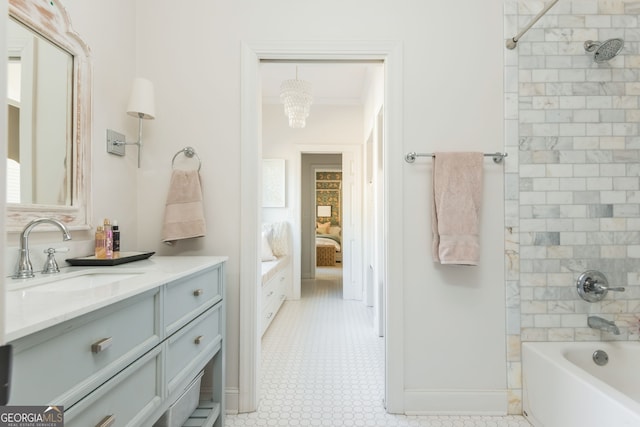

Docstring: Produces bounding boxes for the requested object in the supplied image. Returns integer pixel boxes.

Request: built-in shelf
[182,401,221,427]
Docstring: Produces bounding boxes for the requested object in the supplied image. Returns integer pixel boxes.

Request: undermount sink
[9,269,145,294]
[31,271,143,292]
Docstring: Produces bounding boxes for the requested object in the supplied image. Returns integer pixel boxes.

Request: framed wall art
[262,159,286,207]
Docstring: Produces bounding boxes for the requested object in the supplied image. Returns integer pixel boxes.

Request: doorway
[239,40,405,414]
[302,155,343,281]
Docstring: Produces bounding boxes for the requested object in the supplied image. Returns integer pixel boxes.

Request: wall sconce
[317,205,332,218]
[106,78,156,168]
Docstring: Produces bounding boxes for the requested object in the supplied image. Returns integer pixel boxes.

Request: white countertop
[5,255,228,342]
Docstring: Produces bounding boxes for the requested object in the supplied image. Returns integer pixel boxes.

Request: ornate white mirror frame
[7,0,92,232]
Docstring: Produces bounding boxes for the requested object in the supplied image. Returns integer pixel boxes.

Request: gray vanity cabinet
[7,259,226,427]
[164,266,223,336]
[9,288,161,409]
[64,346,163,426]
[166,303,222,397]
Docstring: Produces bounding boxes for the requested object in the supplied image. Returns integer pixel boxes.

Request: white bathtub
[522,341,640,427]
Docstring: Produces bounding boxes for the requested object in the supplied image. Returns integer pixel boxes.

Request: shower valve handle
[594,283,625,293]
[577,270,623,302]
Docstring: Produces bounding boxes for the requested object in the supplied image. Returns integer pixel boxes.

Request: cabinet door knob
[267,291,274,297]
[194,335,204,345]
[96,415,115,427]
[193,289,204,297]
[91,337,113,354]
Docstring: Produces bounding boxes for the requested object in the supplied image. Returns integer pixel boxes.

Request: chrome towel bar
[405,152,508,164]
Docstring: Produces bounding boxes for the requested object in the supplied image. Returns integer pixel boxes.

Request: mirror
[7,17,73,206]
[6,0,92,231]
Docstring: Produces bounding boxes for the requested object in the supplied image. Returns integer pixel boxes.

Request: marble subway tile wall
[504,0,640,414]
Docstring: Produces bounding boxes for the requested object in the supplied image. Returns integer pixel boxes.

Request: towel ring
[171,146,202,171]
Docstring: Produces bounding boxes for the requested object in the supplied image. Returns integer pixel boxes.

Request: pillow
[270,221,289,257]
[329,226,341,236]
[261,231,276,261]
[262,222,273,234]
[316,221,331,234]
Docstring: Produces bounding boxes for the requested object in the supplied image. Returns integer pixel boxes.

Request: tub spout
[588,316,620,335]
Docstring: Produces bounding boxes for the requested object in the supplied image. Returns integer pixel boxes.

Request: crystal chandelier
[279,67,313,128]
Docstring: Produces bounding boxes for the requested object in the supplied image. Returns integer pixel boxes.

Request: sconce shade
[126,78,155,119]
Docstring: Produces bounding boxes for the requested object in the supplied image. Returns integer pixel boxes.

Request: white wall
[2,0,506,414]
[134,0,506,414]
[63,0,139,246]
[262,104,364,222]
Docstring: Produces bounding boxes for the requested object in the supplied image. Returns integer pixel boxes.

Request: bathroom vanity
[6,256,226,427]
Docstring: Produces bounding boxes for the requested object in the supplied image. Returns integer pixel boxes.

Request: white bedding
[316,236,341,251]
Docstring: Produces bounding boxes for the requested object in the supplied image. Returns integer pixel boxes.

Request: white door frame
[296,146,362,302]
[239,40,405,414]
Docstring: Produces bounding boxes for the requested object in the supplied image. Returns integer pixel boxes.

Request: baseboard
[225,387,239,414]
[404,389,508,415]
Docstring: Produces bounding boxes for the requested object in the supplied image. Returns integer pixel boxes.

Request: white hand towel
[431,152,483,265]
[161,169,206,244]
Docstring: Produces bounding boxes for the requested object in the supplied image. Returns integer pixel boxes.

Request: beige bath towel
[162,169,206,244]
[432,152,483,265]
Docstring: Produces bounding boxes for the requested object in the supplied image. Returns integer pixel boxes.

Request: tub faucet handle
[595,283,625,293]
[577,270,623,302]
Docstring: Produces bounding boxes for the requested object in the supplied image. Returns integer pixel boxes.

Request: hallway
[225,268,530,426]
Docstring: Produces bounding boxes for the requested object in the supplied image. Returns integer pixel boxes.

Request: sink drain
[593,349,609,366]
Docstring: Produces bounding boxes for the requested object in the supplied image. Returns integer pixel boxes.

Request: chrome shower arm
[506,0,560,50]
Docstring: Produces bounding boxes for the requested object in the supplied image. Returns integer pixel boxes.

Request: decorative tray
[66,251,155,266]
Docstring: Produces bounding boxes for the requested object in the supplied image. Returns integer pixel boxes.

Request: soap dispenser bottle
[103,218,113,259]
[95,226,106,259]
[112,220,120,258]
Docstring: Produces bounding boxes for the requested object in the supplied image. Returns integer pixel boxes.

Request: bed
[315,223,342,264]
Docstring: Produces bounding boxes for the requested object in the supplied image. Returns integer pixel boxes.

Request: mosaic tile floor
[226,267,531,427]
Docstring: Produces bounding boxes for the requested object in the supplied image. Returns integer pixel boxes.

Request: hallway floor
[225,266,531,427]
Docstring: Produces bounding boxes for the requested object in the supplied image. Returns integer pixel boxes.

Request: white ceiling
[260,62,381,106]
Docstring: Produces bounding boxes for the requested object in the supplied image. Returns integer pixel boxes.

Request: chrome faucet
[13,218,72,279]
[588,316,620,335]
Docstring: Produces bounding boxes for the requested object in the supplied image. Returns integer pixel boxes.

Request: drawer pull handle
[96,415,115,427]
[194,335,204,345]
[91,337,113,354]
[193,289,204,297]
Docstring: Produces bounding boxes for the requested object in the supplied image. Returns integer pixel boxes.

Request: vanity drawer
[9,289,160,408]
[64,345,162,427]
[166,303,223,396]
[164,266,223,336]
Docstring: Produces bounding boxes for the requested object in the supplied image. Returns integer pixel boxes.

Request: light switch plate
[106,129,125,156]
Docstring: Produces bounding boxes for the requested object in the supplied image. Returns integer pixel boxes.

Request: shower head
[584,38,624,62]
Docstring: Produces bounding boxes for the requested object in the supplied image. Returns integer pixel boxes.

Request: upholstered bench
[316,244,336,266]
